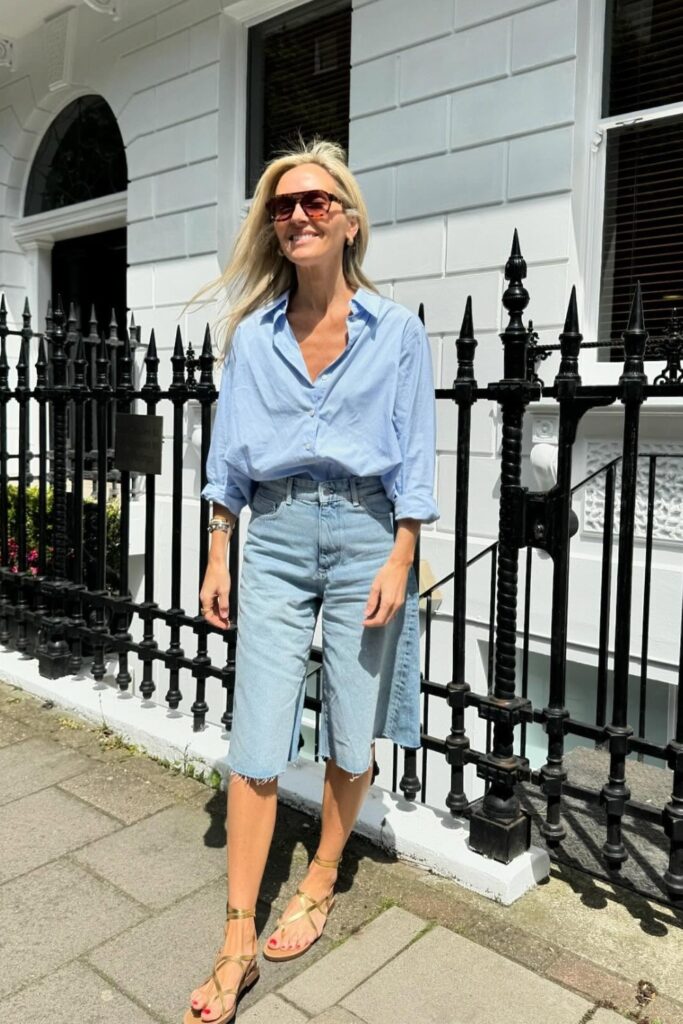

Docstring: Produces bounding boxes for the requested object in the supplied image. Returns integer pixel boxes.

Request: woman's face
[271,163,358,272]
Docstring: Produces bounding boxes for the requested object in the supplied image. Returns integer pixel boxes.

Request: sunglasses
[266,189,342,222]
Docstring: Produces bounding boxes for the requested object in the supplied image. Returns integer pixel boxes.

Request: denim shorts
[226,474,421,781]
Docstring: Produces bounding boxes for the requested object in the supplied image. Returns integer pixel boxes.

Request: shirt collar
[259,286,381,325]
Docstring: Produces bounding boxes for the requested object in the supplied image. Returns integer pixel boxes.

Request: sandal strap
[277,889,333,933]
[225,905,256,920]
[211,953,256,1013]
[313,853,341,869]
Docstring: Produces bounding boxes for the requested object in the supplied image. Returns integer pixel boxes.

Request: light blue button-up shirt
[201,287,439,524]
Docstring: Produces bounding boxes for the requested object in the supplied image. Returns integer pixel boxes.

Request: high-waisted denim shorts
[226,474,421,781]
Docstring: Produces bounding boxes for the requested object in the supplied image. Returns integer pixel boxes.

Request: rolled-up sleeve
[201,333,253,518]
[391,316,440,524]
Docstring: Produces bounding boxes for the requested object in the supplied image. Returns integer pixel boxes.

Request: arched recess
[13,92,128,341]
[24,94,127,216]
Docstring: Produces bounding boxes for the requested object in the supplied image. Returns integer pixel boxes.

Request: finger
[218,587,230,623]
[364,583,381,619]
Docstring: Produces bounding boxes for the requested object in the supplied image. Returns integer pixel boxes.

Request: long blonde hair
[194,139,376,358]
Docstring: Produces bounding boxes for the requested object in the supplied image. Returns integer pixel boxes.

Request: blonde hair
[192,139,376,358]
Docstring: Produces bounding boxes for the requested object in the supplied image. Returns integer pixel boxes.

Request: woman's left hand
[363,558,411,627]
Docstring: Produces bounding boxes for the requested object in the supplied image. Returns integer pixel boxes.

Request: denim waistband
[255,474,386,505]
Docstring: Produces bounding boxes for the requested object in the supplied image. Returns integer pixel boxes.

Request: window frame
[244,0,351,197]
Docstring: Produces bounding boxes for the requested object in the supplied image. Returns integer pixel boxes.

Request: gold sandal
[184,907,259,1024]
[263,853,340,963]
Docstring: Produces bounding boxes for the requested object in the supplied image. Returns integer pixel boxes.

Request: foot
[265,857,338,954]
[188,915,258,1021]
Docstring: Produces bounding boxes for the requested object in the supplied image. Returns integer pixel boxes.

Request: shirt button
[321,374,328,381]
[308,409,315,416]
[304,443,311,450]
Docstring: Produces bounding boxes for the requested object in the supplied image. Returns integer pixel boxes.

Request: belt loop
[286,477,294,505]
[350,477,360,507]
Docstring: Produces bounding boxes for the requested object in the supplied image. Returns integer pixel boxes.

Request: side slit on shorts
[225,475,421,782]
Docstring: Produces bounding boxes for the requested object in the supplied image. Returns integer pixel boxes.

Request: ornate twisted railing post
[38,299,72,677]
[446,297,477,815]
[67,329,88,674]
[469,232,536,862]
[599,284,646,871]
[113,327,133,689]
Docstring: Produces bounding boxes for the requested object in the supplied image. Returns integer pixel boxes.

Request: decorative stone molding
[83,0,120,20]
[530,413,559,493]
[13,191,127,247]
[44,8,76,92]
[0,38,14,70]
[583,440,683,543]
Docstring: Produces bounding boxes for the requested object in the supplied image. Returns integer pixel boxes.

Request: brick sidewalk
[1,679,682,1024]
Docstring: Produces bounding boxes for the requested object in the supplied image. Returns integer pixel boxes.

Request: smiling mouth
[289,233,319,242]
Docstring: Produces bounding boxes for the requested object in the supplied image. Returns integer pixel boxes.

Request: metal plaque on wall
[114,413,163,475]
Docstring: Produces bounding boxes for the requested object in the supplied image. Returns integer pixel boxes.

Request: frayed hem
[228,769,280,786]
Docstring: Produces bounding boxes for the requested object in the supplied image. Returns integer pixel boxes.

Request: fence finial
[456,296,477,383]
[35,334,48,389]
[170,324,186,390]
[501,229,530,380]
[72,331,87,389]
[621,280,648,383]
[199,323,214,388]
[119,323,133,391]
[142,328,160,392]
[556,285,582,384]
[95,330,110,388]
[88,304,99,346]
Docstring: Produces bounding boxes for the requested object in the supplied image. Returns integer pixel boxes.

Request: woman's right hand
[200,563,231,630]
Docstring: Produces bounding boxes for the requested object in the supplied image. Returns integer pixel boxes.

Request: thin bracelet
[208,517,235,535]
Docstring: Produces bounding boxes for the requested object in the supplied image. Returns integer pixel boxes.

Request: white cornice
[12,190,127,247]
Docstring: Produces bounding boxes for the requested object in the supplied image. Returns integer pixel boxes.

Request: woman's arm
[363,519,420,628]
[200,505,237,630]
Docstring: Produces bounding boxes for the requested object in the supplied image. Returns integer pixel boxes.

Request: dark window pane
[24,95,127,215]
[247,0,351,196]
[598,117,683,356]
[604,0,683,116]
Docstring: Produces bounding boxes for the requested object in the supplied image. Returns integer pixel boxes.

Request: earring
[346,237,354,247]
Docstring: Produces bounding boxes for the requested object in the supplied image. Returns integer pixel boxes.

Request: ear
[346,216,360,246]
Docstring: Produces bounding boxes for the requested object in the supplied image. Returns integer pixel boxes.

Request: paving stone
[0,736,90,804]
[309,1009,366,1024]
[342,925,592,1024]
[86,876,332,1024]
[0,711,31,746]
[279,906,425,1016]
[1,859,147,998]
[72,803,227,909]
[0,785,121,882]
[1,960,158,1022]
[58,762,177,823]
[239,993,309,1024]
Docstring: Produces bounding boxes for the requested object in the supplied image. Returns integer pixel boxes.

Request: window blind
[598,116,683,348]
[246,0,351,196]
[606,0,683,116]
[604,0,683,116]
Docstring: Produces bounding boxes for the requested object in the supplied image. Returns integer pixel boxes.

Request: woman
[186,140,438,1024]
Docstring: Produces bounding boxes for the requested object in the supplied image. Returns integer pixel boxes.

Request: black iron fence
[1,234,682,906]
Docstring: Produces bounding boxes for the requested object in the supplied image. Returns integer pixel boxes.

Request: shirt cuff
[394,494,440,524]
[201,482,246,519]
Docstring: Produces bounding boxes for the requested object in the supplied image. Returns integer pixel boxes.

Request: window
[598,1,683,352]
[246,0,351,197]
[24,95,127,216]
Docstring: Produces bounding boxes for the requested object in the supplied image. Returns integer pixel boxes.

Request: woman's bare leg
[190,775,278,1019]
[266,744,375,952]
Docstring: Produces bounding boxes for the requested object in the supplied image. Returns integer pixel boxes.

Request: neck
[289,264,355,317]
